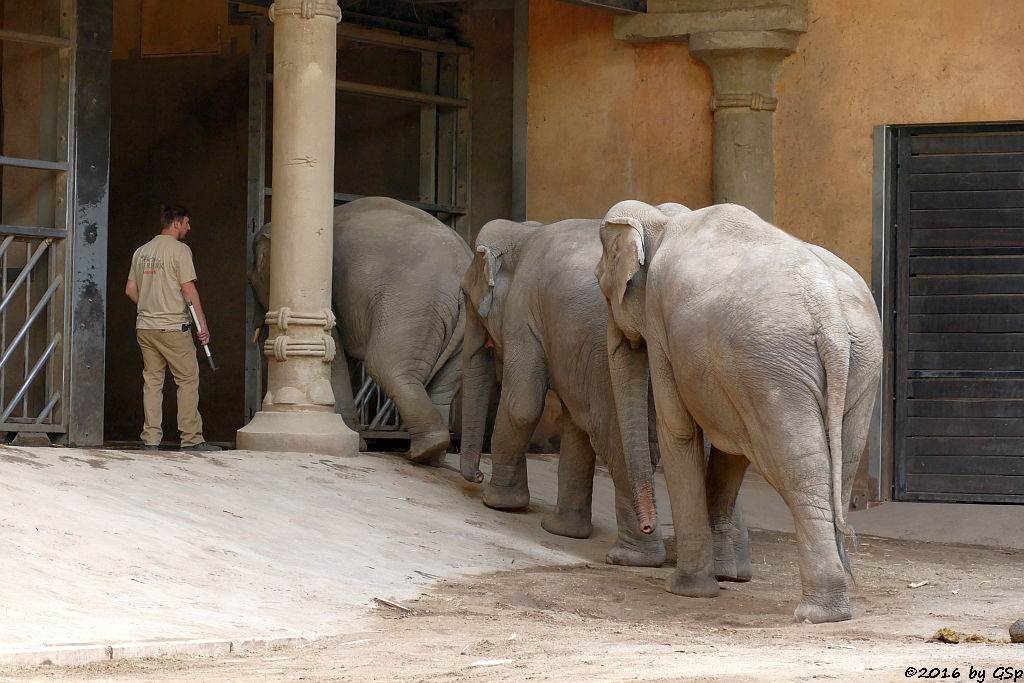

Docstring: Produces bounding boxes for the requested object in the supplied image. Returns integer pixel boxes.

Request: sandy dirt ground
[5,530,1023,682]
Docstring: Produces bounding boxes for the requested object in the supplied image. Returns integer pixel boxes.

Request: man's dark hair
[160,203,191,229]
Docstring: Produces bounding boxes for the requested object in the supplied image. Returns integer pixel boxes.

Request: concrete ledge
[0,636,311,669]
[0,644,112,668]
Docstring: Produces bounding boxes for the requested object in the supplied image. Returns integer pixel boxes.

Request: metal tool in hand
[187,300,217,371]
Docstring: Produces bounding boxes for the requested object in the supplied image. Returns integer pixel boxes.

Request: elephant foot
[665,569,720,598]
[714,559,752,583]
[483,481,530,510]
[713,535,752,582]
[605,538,666,568]
[793,600,852,624]
[712,518,753,582]
[407,428,450,464]
[415,451,447,467]
[541,509,593,539]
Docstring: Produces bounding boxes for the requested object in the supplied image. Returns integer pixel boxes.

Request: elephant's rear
[332,198,471,371]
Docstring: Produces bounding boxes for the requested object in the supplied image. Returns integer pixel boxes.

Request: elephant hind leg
[706,447,752,582]
[542,409,595,539]
[770,439,852,623]
[369,361,450,464]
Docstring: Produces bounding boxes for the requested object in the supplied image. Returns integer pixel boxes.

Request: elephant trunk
[459,308,494,483]
[607,325,657,535]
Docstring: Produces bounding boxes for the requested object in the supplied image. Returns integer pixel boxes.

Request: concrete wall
[774,0,1024,279]
[526,0,713,222]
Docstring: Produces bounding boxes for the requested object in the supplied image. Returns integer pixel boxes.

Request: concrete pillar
[689,31,799,221]
[236,0,359,456]
[614,1,806,222]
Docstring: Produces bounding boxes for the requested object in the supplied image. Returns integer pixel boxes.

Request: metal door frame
[0,1,75,437]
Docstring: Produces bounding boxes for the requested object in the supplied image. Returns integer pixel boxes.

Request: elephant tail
[814,278,855,577]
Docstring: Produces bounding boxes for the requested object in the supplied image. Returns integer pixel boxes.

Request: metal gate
[891,122,1024,503]
[241,10,471,438]
[0,1,75,438]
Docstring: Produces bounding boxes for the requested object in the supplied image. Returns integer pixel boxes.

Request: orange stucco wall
[775,0,1024,279]
[526,0,713,223]
[528,0,1024,282]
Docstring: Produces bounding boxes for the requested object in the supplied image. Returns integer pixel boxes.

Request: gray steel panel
[67,0,112,446]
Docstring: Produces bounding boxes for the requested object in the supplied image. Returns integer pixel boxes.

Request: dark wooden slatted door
[895,123,1024,503]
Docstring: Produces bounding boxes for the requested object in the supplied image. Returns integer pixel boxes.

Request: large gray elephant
[459,216,753,576]
[249,196,472,462]
[459,217,664,566]
[596,200,882,623]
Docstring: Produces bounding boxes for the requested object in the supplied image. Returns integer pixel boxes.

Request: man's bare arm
[125,279,139,304]
[181,280,210,344]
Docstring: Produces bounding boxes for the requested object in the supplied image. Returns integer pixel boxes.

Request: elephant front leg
[706,447,752,582]
[483,341,549,511]
[541,411,595,539]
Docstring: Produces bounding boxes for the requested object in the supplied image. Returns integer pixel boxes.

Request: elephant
[249,196,472,462]
[459,216,754,575]
[596,200,882,623]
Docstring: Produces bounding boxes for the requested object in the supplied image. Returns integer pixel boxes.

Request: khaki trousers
[137,328,203,447]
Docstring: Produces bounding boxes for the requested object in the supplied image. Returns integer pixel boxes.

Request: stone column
[237,0,359,457]
[689,31,798,222]
[615,1,806,222]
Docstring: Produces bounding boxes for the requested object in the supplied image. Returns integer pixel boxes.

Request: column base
[236,409,359,457]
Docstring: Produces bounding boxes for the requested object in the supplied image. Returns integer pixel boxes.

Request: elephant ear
[598,216,646,304]
[475,245,503,318]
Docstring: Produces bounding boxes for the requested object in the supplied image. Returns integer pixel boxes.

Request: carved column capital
[269,0,342,23]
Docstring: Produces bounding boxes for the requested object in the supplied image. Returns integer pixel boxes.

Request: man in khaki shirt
[126,203,220,451]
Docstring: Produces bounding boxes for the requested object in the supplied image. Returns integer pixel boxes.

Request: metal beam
[511,0,528,221]
[263,188,467,216]
[0,156,69,172]
[338,22,469,54]
[67,0,112,446]
[244,17,269,422]
[0,225,68,238]
[0,28,72,48]
[554,0,645,14]
[268,73,468,108]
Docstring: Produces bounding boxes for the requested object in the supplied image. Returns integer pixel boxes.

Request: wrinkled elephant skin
[462,218,669,567]
[249,197,472,463]
[597,200,882,623]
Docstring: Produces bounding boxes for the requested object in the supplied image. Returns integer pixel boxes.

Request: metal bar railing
[35,391,60,423]
[1,332,60,422]
[23,243,32,417]
[0,275,62,371]
[0,238,50,317]
[0,235,16,260]
[368,398,397,429]
[1,242,7,410]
